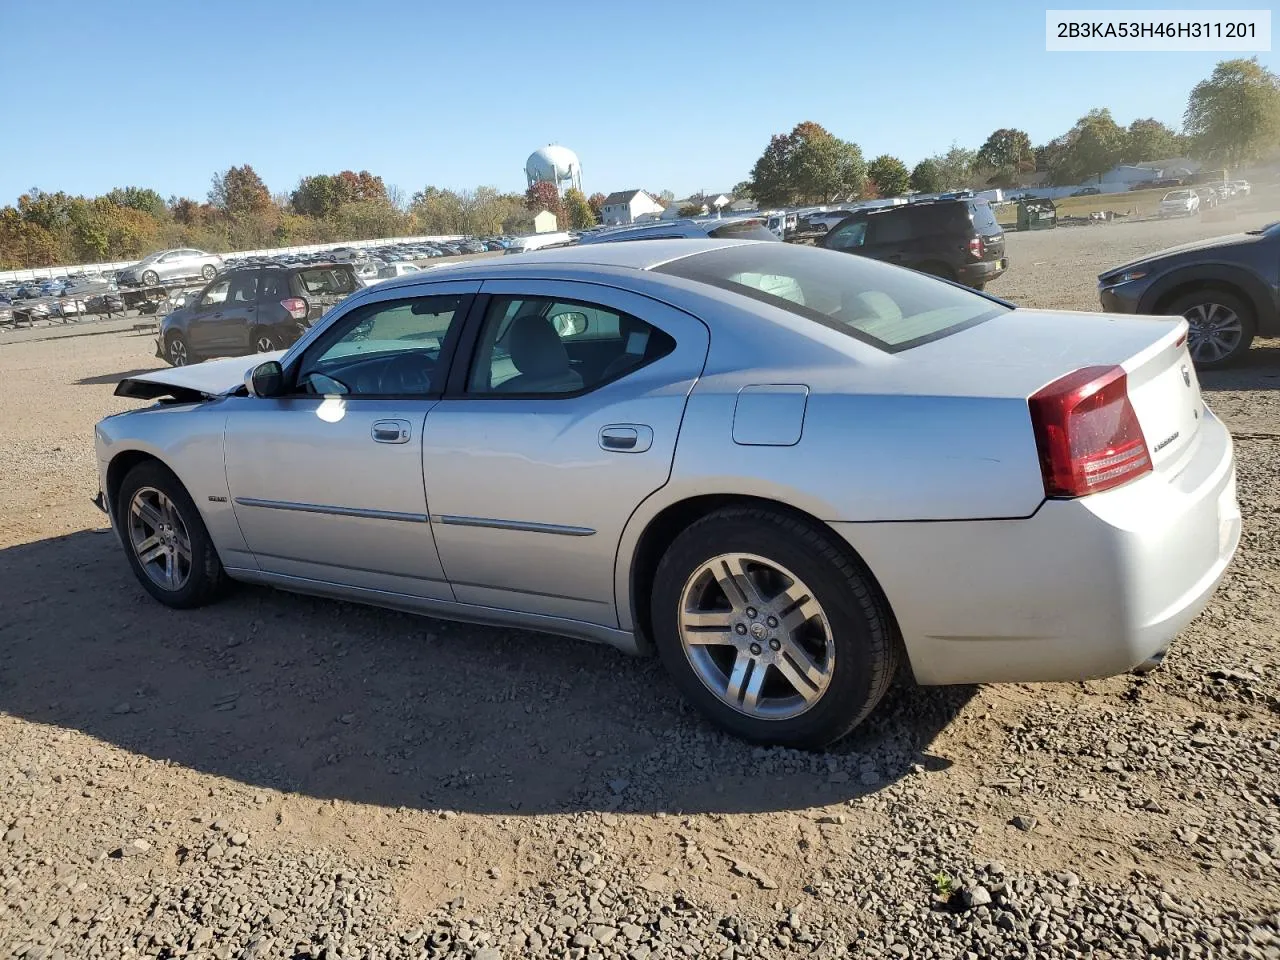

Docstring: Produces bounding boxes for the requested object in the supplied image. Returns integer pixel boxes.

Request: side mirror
[551,311,588,337]
[246,360,285,398]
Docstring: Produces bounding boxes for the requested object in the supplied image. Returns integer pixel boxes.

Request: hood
[1101,232,1256,279]
[115,351,286,402]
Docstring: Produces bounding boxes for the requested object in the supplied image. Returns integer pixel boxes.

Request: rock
[1105,741,1128,756]
[474,948,502,960]
[962,885,992,909]
[729,860,779,890]
[590,925,618,944]
[572,931,597,948]
[115,838,150,857]
[229,832,248,847]
[4,827,24,843]
[1010,815,1038,832]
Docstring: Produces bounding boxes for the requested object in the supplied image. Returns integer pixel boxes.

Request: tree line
[742,57,1280,205]
[3,58,1277,270]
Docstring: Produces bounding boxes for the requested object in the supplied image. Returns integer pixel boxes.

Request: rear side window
[867,211,914,244]
[295,268,358,295]
[968,200,1001,234]
[261,271,286,299]
[655,242,1007,352]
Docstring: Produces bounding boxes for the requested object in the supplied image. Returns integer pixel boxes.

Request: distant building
[533,210,559,233]
[600,190,665,225]
[659,193,732,220]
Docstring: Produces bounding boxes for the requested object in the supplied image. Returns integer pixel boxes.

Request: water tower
[525,144,582,195]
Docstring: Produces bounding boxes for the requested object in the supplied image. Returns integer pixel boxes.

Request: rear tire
[116,460,229,609]
[201,264,217,280]
[166,333,190,366]
[650,507,899,749]
[250,328,278,353]
[1167,288,1256,369]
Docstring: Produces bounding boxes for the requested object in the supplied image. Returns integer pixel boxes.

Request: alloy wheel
[127,486,192,591]
[168,338,188,366]
[1183,302,1243,364]
[255,335,274,352]
[678,552,834,720]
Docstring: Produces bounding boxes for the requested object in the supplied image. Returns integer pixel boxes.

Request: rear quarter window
[968,200,1001,234]
[295,268,358,296]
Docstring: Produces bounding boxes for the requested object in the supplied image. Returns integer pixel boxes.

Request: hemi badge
[208,496,228,503]
[1152,432,1180,454]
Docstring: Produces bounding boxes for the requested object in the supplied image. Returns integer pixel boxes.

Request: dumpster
[1016,198,1057,231]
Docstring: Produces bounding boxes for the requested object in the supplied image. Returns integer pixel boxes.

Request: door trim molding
[234,497,429,524]
[433,514,595,536]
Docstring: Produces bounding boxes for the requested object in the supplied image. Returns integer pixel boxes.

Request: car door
[222,283,477,598]
[215,269,262,355]
[422,280,709,626]
[183,276,232,355]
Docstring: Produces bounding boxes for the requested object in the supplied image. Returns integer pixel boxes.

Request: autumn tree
[746,121,866,205]
[562,188,596,229]
[525,180,562,216]
[866,155,910,197]
[586,192,606,220]
[1184,57,1280,171]
[104,186,167,219]
[909,158,944,193]
[209,165,271,217]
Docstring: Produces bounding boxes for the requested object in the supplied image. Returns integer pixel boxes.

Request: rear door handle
[600,424,653,453]
[372,419,412,444]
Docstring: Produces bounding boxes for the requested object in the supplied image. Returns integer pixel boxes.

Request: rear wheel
[1168,288,1256,369]
[201,264,217,280]
[650,507,898,748]
[117,460,229,609]
[166,333,190,366]
[250,328,278,353]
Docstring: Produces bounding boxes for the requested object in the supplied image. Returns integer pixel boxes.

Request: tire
[116,460,229,609]
[650,507,899,749]
[201,264,217,280]
[1167,288,1256,369]
[250,328,278,353]
[141,270,159,287]
[166,332,190,367]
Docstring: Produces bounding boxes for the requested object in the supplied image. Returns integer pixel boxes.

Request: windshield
[655,243,1007,352]
[1163,191,1190,201]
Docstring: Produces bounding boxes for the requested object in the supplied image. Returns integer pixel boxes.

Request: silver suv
[577,217,779,244]
[118,248,224,288]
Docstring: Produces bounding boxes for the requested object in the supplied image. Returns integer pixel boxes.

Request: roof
[363,238,752,293]
[602,190,647,206]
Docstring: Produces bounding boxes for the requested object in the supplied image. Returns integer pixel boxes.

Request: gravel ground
[2,206,1279,959]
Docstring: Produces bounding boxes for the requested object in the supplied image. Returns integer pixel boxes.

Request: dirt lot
[1,210,1278,959]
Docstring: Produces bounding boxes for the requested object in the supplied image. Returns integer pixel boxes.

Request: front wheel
[650,507,899,748]
[117,460,229,609]
[141,270,159,286]
[1169,289,1256,369]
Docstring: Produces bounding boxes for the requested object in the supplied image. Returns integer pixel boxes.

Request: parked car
[156,262,361,366]
[1158,190,1200,218]
[1230,180,1251,196]
[818,197,1007,290]
[0,305,13,326]
[363,262,422,285]
[16,301,50,321]
[86,293,126,315]
[94,239,1238,748]
[118,249,224,287]
[576,217,779,245]
[1098,219,1280,368]
[1070,187,1102,197]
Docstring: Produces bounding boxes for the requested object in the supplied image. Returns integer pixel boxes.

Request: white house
[660,193,732,220]
[599,190,665,225]
[533,209,559,233]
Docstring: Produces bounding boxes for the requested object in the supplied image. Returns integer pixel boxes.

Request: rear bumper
[836,409,1240,685]
[957,257,1007,285]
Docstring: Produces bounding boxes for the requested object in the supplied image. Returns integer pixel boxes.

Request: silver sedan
[93,240,1240,747]
[118,248,224,287]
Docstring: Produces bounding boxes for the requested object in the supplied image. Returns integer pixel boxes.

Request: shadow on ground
[1198,342,1280,393]
[0,530,974,816]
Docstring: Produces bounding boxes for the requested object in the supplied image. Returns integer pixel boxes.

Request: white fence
[0,235,466,284]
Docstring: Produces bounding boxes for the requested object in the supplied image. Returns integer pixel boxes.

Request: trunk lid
[895,309,1204,475]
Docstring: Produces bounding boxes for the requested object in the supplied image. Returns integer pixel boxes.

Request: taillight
[968,237,984,258]
[1028,365,1151,499]
[281,297,307,320]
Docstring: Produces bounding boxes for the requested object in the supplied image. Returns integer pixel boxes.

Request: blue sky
[0,0,1273,205]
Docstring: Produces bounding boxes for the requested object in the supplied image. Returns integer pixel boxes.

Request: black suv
[157,263,360,366]
[818,198,1007,289]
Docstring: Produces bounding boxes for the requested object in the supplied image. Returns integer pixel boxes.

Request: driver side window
[826,220,866,250]
[296,294,465,398]
[199,279,230,308]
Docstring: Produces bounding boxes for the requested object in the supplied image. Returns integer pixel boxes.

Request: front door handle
[371,419,412,444]
[600,424,653,453]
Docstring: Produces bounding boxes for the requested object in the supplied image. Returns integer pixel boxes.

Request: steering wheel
[379,353,436,394]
